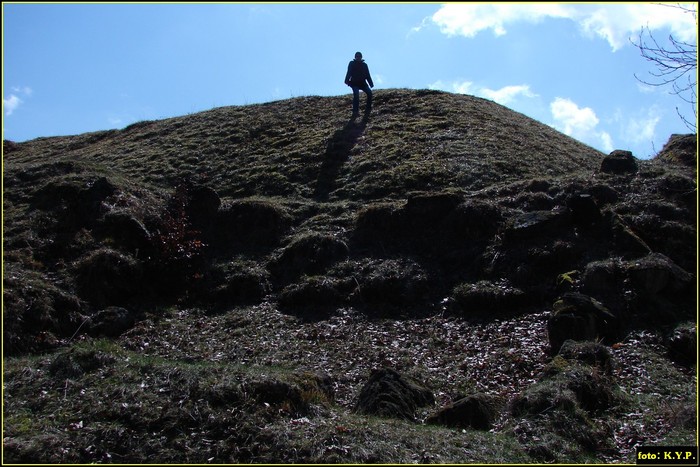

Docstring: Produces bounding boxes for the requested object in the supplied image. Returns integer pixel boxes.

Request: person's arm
[344,62,352,85]
[366,64,374,88]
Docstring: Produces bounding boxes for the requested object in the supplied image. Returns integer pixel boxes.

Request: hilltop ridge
[5,89,605,200]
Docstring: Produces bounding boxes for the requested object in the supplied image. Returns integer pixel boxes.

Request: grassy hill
[3,89,604,199]
[3,89,697,463]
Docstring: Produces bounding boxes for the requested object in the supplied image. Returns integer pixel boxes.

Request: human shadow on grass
[314,115,368,200]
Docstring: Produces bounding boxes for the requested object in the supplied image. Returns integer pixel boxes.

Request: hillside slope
[3,89,697,464]
[4,89,604,199]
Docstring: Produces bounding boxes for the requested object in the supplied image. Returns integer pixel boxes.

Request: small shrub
[146,180,209,298]
[152,180,207,267]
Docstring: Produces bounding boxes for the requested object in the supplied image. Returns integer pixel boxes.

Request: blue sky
[3,2,697,159]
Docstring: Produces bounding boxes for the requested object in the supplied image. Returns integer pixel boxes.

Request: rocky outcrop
[509,352,623,462]
[601,150,638,174]
[426,393,501,430]
[87,306,139,338]
[557,340,614,375]
[666,321,697,366]
[353,368,434,421]
[269,233,350,284]
[654,133,697,167]
[547,293,619,354]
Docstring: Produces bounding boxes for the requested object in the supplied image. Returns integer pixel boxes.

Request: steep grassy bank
[3,89,696,463]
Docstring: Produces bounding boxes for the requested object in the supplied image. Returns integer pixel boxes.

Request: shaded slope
[3,89,695,350]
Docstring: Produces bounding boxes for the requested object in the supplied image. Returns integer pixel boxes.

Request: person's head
[354,52,363,60]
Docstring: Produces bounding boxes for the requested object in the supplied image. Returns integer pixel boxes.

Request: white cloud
[550,97,613,152]
[575,3,697,51]
[430,3,571,38]
[626,115,660,144]
[3,95,22,116]
[479,85,537,105]
[11,86,33,96]
[429,80,475,95]
[4,86,32,116]
[551,97,599,134]
[613,106,661,149]
[429,80,537,105]
[636,82,656,94]
[431,81,614,152]
[453,81,474,95]
[600,132,614,153]
[428,3,697,51]
[409,16,432,35]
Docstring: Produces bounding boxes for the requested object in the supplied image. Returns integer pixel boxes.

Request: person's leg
[352,86,360,114]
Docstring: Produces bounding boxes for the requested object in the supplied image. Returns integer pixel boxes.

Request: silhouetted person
[344,51,374,118]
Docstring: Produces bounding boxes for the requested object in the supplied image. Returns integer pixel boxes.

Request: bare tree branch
[630,4,697,132]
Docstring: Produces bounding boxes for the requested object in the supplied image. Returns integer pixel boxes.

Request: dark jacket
[345,59,374,88]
